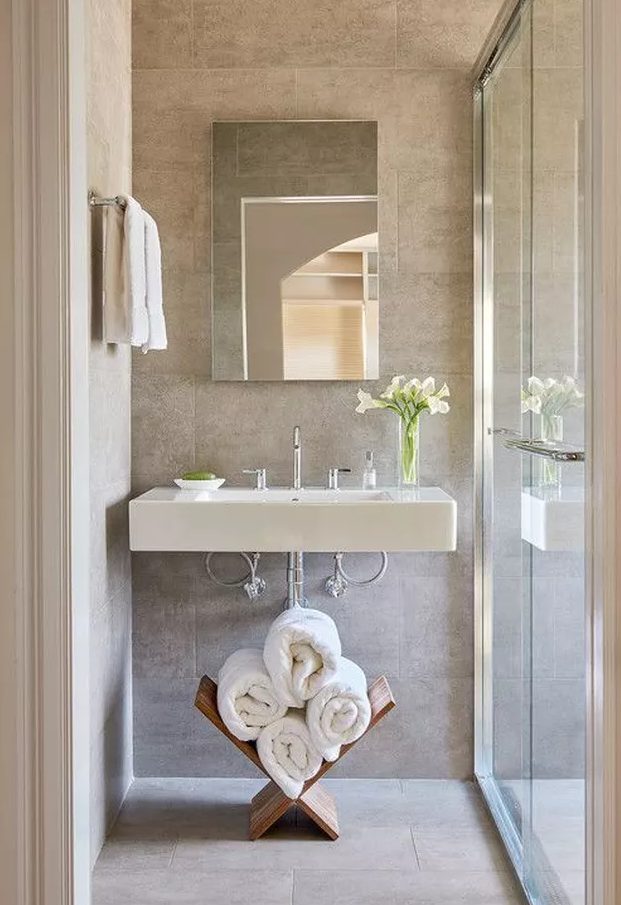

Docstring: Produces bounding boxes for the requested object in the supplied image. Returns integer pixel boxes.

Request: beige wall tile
[398,163,472,274]
[90,481,132,609]
[133,270,211,379]
[90,367,131,492]
[132,0,192,70]
[397,0,502,69]
[132,373,196,477]
[380,272,473,374]
[193,0,397,69]
[133,69,298,119]
[296,69,472,172]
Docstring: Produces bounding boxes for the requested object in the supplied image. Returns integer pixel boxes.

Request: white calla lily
[420,376,436,397]
[380,375,405,400]
[427,396,451,415]
[355,390,385,413]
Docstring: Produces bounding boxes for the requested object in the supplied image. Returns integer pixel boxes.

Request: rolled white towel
[306,657,371,762]
[217,649,288,742]
[263,607,342,708]
[257,711,323,799]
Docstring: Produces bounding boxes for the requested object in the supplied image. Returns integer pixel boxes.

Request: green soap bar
[182,470,217,480]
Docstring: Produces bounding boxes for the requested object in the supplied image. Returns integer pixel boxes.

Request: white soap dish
[174,477,226,491]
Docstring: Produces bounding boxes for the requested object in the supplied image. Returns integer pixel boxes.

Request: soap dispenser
[362,450,377,490]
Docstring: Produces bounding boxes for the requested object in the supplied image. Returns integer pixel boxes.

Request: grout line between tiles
[191,375,197,468]
[168,834,180,868]
[132,65,476,74]
[409,825,422,870]
[395,170,400,271]
[393,0,398,70]
[189,0,195,69]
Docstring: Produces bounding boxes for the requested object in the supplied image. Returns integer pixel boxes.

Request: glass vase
[399,415,420,487]
[536,413,563,491]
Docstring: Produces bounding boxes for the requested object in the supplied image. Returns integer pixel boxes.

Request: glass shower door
[527,0,585,901]
[475,2,585,904]
[476,0,534,869]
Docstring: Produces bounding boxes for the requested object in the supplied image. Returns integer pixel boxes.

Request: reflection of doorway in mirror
[281,233,378,380]
[242,195,378,380]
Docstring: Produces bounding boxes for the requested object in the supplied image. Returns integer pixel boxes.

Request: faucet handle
[242,468,267,490]
[327,467,351,490]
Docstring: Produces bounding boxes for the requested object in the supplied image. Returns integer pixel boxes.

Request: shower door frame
[472,2,621,905]
[472,0,533,882]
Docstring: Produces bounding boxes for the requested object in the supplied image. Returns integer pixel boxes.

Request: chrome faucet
[327,467,351,490]
[293,425,302,490]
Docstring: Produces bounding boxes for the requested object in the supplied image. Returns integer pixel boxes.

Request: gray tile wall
[88,0,133,866]
[130,0,504,778]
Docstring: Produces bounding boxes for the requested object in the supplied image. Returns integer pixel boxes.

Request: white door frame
[0,0,90,903]
[0,0,619,904]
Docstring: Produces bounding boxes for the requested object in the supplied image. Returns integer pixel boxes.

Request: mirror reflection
[212,121,378,381]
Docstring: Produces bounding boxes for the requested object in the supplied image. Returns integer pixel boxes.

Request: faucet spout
[293,425,302,490]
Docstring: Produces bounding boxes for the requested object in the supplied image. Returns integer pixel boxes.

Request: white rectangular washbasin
[129,486,457,553]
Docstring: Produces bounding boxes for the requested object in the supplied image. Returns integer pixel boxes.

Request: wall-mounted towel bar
[88,190,126,210]
[502,437,585,462]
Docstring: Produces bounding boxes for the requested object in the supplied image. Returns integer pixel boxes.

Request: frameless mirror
[212,120,378,381]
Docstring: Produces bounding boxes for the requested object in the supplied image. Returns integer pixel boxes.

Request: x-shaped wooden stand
[195,675,395,840]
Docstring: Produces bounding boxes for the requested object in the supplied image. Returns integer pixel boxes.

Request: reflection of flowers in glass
[521,376,584,490]
[355,376,450,485]
[520,376,584,416]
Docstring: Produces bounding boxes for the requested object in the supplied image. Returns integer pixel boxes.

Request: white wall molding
[1,0,89,902]
[586,0,621,903]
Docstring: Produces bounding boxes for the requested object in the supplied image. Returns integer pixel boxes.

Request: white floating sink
[521,486,584,552]
[129,486,457,553]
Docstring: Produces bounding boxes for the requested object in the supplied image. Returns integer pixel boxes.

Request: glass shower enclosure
[474,1,585,904]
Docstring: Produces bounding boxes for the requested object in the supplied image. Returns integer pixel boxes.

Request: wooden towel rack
[194,674,396,840]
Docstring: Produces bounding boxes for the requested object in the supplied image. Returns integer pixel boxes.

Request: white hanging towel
[142,209,167,353]
[103,194,149,346]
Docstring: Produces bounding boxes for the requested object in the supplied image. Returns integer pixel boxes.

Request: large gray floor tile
[412,826,512,872]
[172,824,418,873]
[114,778,265,834]
[93,868,292,905]
[293,868,523,905]
[320,779,407,827]
[95,828,177,872]
[402,780,496,830]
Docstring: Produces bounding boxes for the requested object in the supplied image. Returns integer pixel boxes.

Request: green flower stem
[400,413,420,485]
[538,413,563,489]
